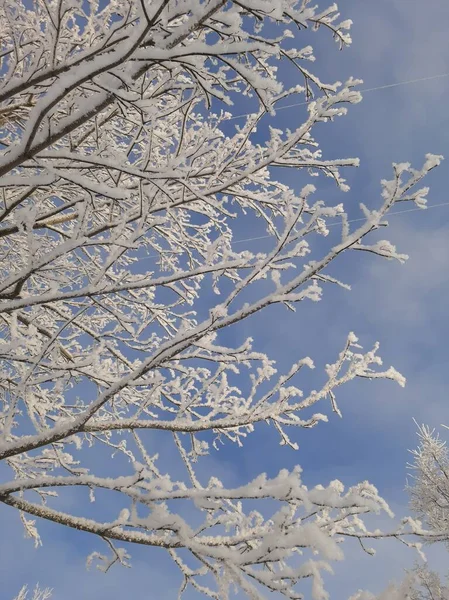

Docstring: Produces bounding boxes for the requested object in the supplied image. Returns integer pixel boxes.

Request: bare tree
[0,0,443,597]
[408,424,449,542]
[350,566,449,600]
[351,425,449,600]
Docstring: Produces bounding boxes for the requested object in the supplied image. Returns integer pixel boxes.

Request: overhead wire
[226,72,449,121]
[136,201,449,262]
[134,71,449,262]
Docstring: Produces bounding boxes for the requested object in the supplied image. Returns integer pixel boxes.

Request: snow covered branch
[0,0,443,597]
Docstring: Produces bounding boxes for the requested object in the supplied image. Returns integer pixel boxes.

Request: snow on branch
[0,0,443,597]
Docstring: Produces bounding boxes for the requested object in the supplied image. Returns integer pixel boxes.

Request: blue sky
[2,0,449,598]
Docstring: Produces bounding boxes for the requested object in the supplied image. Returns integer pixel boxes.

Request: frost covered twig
[12,585,52,600]
[0,0,442,597]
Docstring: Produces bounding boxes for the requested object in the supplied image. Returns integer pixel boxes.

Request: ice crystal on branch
[0,0,442,597]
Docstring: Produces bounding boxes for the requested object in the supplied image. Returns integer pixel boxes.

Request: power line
[136,201,449,262]
[226,72,449,121]
[231,201,449,245]
[134,70,449,263]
